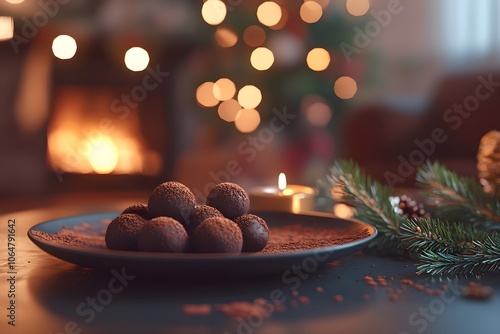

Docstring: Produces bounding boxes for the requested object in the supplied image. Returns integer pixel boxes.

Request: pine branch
[417,238,500,275]
[416,161,500,224]
[399,218,490,254]
[321,160,403,240]
[399,218,500,275]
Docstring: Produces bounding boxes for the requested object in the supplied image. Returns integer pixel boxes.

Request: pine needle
[416,161,500,224]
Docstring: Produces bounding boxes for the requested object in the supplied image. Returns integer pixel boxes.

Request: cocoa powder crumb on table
[333,294,344,302]
[298,296,310,305]
[182,304,212,316]
[215,301,269,319]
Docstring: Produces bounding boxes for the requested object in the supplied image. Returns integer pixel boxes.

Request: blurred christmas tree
[193,0,371,137]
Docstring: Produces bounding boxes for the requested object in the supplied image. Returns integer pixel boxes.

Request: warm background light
[196,81,220,107]
[278,172,287,190]
[300,1,323,24]
[0,16,14,41]
[250,47,274,71]
[346,0,370,16]
[124,47,150,72]
[306,48,330,71]
[52,35,77,60]
[243,25,266,47]
[305,0,330,9]
[257,1,282,27]
[301,94,332,127]
[202,0,227,25]
[214,26,238,47]
[333,203,355,218]
[4,0,24,4]
[334,76,358,99]
[213,78,236,101]
[218,99,241,122]
[306,101,332,127]
[269,7,289,30]
[235,109,261,133]
[237,85,262,109]
[87,136,119,174]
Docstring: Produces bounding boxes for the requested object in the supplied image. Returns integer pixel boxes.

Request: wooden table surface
[1,196,499,334]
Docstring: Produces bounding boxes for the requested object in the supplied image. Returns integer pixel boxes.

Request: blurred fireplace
[45,44,178,192]
[48,86,163,177]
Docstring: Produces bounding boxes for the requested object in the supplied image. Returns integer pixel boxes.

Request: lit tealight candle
[249,173,317,213]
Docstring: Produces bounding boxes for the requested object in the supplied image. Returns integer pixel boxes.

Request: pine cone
[477,130,500,198]
[390,195,430,219]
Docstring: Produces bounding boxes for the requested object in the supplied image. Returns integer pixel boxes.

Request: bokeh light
[213,78,236,101]
[250,47,275,71]
[304,0,330,9]
[52,35,77,60]
[346,0,370,16]
[300,1,323,24]
[0,16,14,41]
[237,85,262,109]
[333,203,355,218]
[301,94,332,127]
[235,109,261,133]
[218,99,241,122]
[270,7,288,30]
[306,48,330,71]
[202,0,227,25]
[257,2,282,27]
[196,82,219,107]
[334,76,358,99]
[306,101,332,127]
[214,26,238,47]
[4,0,24,4]
[124,47,150,71]
[243,25,266,47]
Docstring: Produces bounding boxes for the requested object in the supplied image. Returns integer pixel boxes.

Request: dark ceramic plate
[28,211,377,277]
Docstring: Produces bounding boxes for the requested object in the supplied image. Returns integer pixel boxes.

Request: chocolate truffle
[105,213,146,251]
[190,217,243,253]
[206,182,250,219]
[186,205,224,236]
[137,217,188,253]
[148,181,196,224]
[122,203,150,220]
[233,214,269,252]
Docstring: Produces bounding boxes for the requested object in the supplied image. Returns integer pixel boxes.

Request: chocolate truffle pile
[105,181,269,254]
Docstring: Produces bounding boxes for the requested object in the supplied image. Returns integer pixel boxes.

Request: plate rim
[27,211,378,262]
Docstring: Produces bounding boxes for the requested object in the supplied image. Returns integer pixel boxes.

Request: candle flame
[278,172,287,191]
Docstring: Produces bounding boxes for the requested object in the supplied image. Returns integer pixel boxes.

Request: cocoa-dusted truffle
[233,214,269,252]
[122,203,150,220]
[190,217,243,253]
[206,182,250,219]
[105,213,146,251]
[186,205,224,236]
[148,181,196,224]
[137,217,188,253]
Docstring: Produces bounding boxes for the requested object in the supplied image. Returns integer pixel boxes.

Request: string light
[202,0,227,25]
[257,2,282,27]
[124,47,150,71]
[235,109,261,133]
[237,85,262,109]
[346,0,370,16]
[250,47,274,71]
[306,48,330,71]
[0,16,14,41]
[334,76,358,99]
[52,35,77,60]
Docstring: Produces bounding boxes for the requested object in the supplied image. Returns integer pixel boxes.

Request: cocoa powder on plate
[31,222,370,254]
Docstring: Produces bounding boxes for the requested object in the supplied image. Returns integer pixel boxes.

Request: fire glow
[47,88,161,175]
